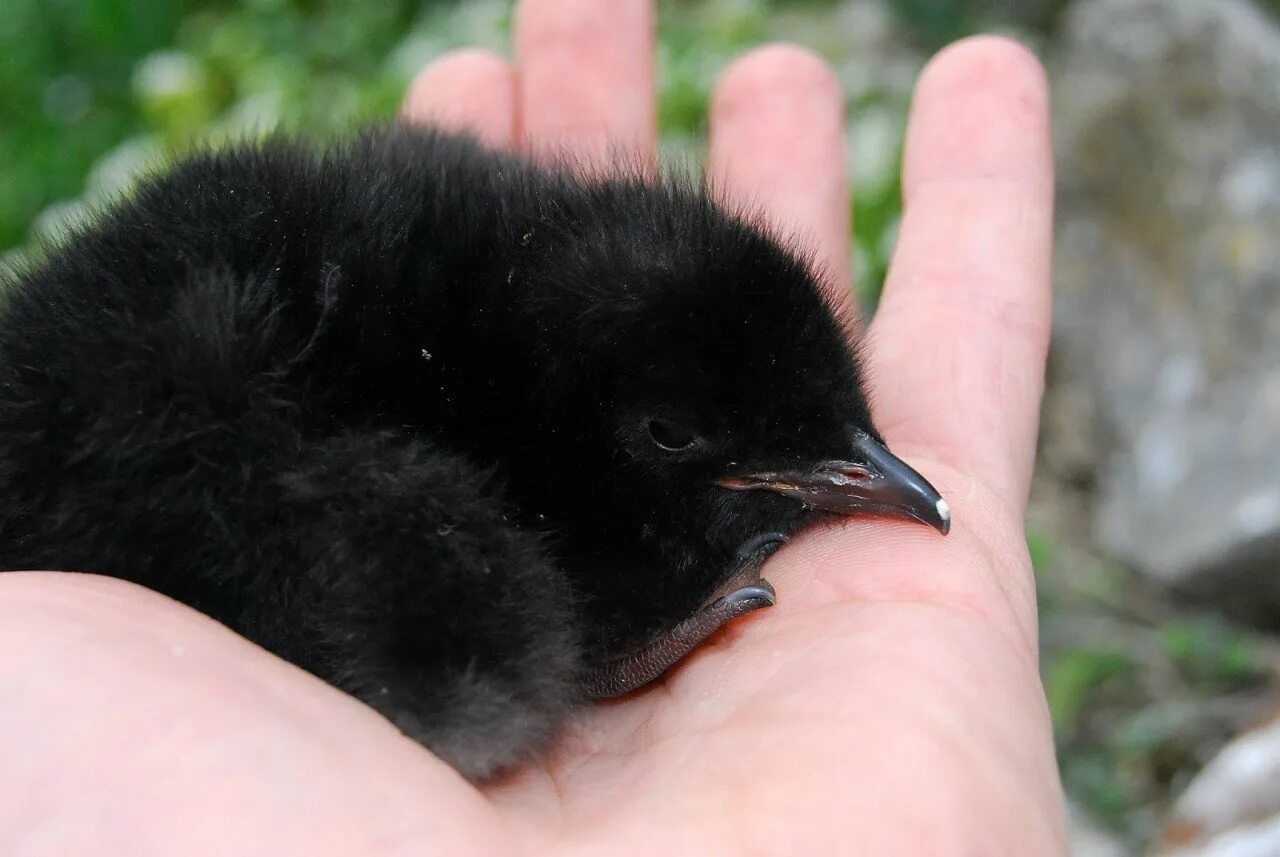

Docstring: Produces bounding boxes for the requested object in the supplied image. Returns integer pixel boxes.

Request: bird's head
[506,174,949,679]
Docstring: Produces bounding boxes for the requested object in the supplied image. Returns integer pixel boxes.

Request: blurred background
[3,0,1278,853]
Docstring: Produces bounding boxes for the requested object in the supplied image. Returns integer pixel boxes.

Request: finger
[868,36,1053,513]
[401,49,517,149]
[514,0,657,170]
[708,44,853,305]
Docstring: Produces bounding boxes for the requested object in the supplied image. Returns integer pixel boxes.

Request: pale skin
[0,0,1064,853]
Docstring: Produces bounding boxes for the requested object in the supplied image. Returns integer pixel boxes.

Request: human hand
[0,1,1062,854]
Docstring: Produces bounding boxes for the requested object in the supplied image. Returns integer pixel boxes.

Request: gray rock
[1158,718,1280,856]
[1050,0,1280,616]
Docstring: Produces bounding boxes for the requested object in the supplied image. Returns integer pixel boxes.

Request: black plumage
[0,125,948,778]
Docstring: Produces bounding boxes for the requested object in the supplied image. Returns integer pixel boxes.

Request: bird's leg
[583,533,788,699]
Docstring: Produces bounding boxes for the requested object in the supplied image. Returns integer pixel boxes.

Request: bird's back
[0,128,523,614]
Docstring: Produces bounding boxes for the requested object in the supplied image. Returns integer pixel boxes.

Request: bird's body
[0,126,948,778]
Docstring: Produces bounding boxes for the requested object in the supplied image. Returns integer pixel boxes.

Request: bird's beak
[716,430,951,535]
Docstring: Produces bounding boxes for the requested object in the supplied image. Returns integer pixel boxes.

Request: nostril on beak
[834,463,872,480]
[817,461,874,485]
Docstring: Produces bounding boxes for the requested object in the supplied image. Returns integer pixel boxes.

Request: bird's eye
[646,418,699,453]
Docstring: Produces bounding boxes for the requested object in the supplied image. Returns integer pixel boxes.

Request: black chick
[0,125,949,779]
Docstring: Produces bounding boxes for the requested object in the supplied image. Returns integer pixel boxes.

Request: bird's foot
[583,533,787,699]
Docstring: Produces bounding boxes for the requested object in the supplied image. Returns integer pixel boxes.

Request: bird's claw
[699,530,786,613]
[733,531,789,569]
[582,533,787,700]
[714,581,777,613]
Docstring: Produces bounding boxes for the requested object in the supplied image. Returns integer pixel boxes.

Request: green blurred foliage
[0,0,458,252]
[1034,521,1275,843]
[850,149,902,308]
[888,0,1071,48]
[1046,648,1136,736]
[6,0,1067,295]
[1160,617,1265,690]
[888,0,976,47]
[3,0,956,294]
[0,0,198,249]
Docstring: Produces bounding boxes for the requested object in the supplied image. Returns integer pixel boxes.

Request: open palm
[0,1,1063,854]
